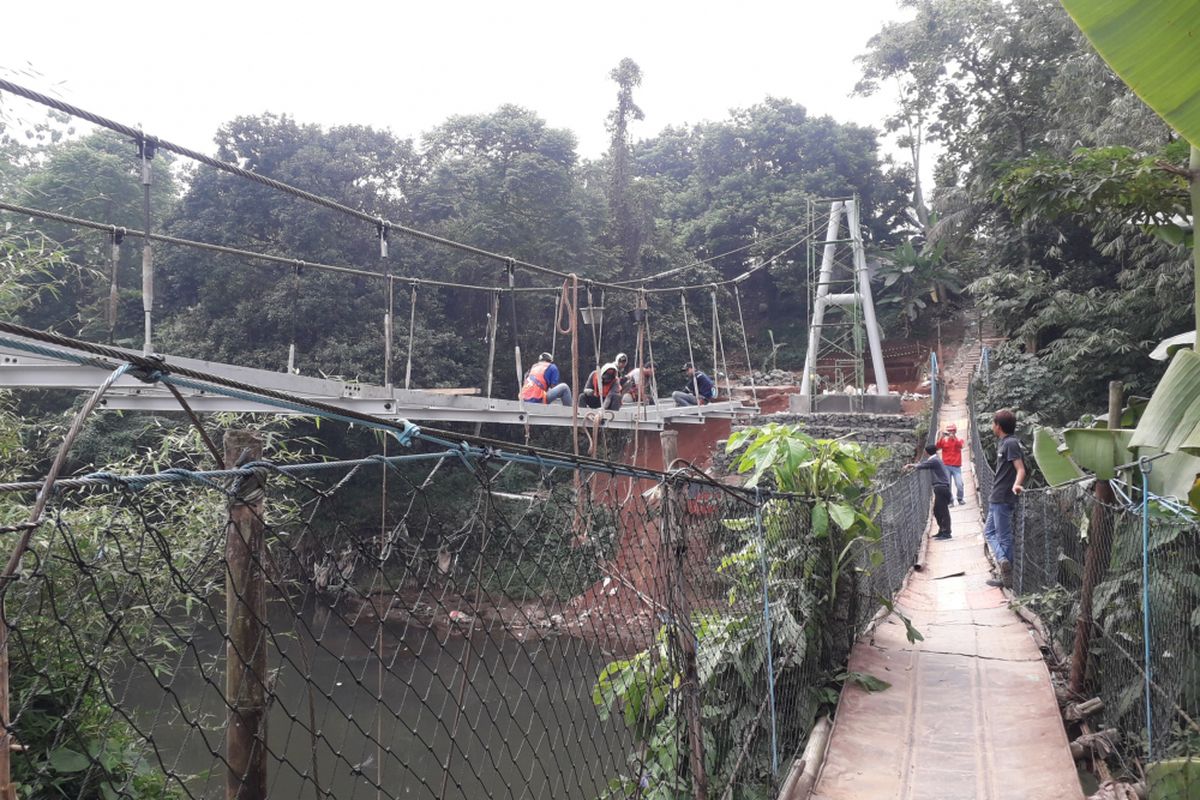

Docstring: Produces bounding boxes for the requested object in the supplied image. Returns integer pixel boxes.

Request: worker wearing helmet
[935,423,965,504]
[583,362,623,410]
[519,352,572,406]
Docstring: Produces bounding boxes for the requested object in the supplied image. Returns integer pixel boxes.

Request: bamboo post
[224,430,268,800]
[1069,381,1122,696]
[658,439,708,800]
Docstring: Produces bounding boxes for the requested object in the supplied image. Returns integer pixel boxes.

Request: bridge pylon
[796,196,893,413]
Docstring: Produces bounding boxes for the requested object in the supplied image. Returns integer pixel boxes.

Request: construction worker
[519,352,572,406]
[622,362,656,405]
[673,363,716,406]
[583,362,622,410]
[613,352,629,374]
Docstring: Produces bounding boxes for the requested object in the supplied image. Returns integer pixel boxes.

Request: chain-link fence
[0,416,941,800]
[968,370,1200,770]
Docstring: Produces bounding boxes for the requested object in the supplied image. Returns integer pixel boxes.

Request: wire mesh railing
[0,408,952,800]
[968,368,1200,770]
[0,420,941,800]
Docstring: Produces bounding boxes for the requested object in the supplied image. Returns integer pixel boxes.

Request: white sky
[3,0,913,165]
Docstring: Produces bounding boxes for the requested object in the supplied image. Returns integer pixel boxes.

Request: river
[122,599,635,799]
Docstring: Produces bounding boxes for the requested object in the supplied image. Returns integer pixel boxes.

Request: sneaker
[985,577,1006,588]
[932,532,952,540]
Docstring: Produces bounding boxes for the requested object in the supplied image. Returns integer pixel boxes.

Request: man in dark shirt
[984,408,1026,589]
[672,363,716,406]
[905,444,953,540]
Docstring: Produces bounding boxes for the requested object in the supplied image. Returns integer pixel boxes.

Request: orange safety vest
[592,368,618,398]
[520,362,552,402]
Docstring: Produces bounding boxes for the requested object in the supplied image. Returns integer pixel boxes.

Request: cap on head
[616,352,628,364]
[682,362,694,373]
[947,423,957,432]
[539,352,554,363]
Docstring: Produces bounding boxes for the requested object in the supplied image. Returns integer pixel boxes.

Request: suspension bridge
[1,77,1186,800]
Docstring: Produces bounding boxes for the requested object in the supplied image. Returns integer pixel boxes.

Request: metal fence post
[754,488,780,781]
[1140,459,1154,760]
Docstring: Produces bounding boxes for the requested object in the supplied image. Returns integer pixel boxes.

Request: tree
[157,114,417,381]
[633,98,908,360]
[606,58,646,279]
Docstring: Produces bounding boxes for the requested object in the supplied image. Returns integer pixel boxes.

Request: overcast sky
[3,0,913,164]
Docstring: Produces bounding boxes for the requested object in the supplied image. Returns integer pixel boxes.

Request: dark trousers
[933,485,952,535]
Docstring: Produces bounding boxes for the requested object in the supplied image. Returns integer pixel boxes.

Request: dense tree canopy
[858,0,1192,424]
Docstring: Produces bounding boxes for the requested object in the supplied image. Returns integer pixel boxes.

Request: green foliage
[875,235,961,334]
[1059,0,1200,148]
[593,424,884,797]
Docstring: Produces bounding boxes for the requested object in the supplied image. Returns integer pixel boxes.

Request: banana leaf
[1033,427,1083,486]
[1060,0,1200,147]
[1129,349,1200,455]
[1063,428,1134,480]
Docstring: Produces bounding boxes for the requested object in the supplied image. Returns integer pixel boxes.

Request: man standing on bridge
[519,352,572,406]
[905,444,952,540]
[936,423,965,504]
[984,409,1026,589]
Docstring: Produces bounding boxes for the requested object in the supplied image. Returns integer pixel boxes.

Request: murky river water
[124,600,632,799]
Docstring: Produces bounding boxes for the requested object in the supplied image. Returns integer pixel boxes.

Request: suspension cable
[0,78,814,297]
[680,291,701,411]
[734,284,759,408]
[404,282,418,391]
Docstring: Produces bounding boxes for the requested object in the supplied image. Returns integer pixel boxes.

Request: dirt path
[811,338,1084,800]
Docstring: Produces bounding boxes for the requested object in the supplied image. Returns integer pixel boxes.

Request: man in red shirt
[936,423,965,505]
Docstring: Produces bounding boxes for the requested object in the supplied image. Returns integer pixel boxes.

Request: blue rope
[755,487,780,780]
[1139,458,1154,760]
[66,451,461,494]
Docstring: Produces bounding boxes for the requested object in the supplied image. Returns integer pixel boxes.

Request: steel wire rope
[0,78,778,298]
[0,200,560,295]
[404,281,419,390]
[0,320,806,502]
[679,291,703,418]
[733,285,759,408]
[609,223,814,286]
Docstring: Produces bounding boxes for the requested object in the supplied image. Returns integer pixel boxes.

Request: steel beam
[0,342,757,432]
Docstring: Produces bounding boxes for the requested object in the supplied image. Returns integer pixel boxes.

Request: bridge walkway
[811,345,1084,800]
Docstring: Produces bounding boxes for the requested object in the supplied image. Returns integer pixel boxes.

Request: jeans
[583,391,621,411]
[673,391,697,406]
[932,486,952,535]
[523,383,572,407]
[945,464,964,503]
[984,502,1014,564]
[544,383,572,406]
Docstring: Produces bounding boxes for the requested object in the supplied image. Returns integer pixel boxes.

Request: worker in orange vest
[582,362,623,411]
[519,352,572,405]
